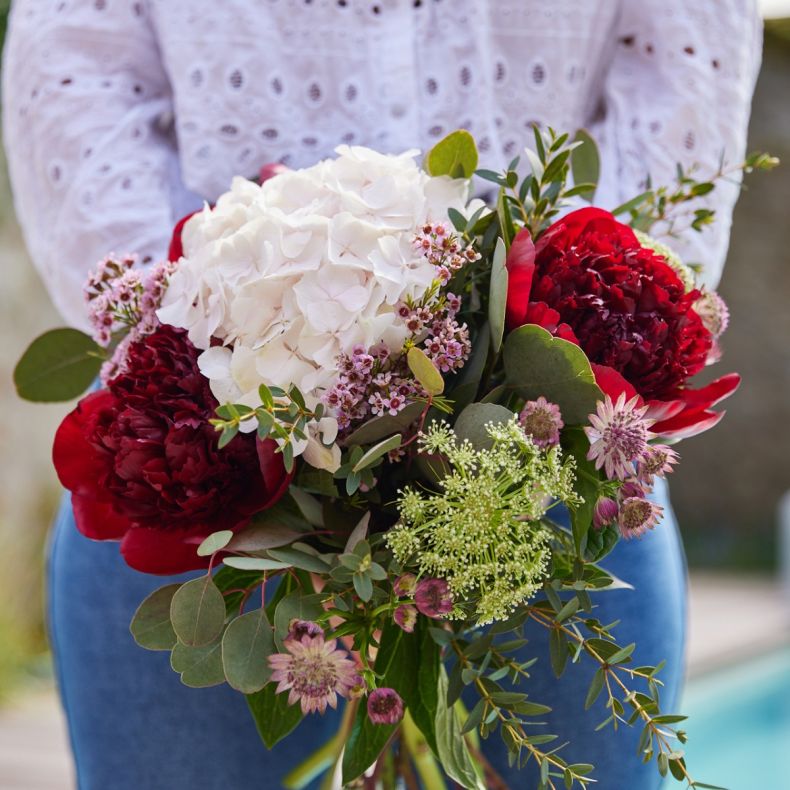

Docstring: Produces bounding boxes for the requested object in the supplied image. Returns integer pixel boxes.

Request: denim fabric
[48,479,685,790]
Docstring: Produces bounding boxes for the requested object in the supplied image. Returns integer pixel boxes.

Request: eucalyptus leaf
[503,324,602,425]
[267,547,329,574]
[344,401,424,446]
[170,575,226,648]
[171,639,225,688]
[488,238,508,354]
[453,402,514,451]
[197,530,234,557]
[223,557,293,571]
[352,434,402,472]
[289,488,324,527]
[407,347,445,396]
[273,591,325,650]
[225,519,301,554]
[426,130,478,179]
[222,608,275,694]
[129,583,180,651]
[14,328,105,402]
[344,512,370,553]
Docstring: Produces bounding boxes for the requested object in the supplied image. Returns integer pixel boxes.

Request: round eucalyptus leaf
[196,530,234,557]
[453,403,515,451]
[170,575,226,647]
[273,591,325,650]
[221,609,275,694]
[171,640,225,688]
[129,583,180,651]
[503,324,602,425]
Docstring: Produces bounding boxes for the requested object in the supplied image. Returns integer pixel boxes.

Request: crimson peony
[53,325,290,574]
[505,208,739,438]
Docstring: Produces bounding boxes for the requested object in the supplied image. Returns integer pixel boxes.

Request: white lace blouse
[3,0,761,328]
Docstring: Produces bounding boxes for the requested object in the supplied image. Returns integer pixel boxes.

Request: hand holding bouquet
[16,128,776,789]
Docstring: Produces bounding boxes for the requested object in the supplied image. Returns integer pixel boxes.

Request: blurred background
[0,3,788,789]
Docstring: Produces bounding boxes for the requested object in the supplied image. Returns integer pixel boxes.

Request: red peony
[506,208,739,437]
[167,210,200,262]
[53,324,291,574]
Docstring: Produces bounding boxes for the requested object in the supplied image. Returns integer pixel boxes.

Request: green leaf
[503,324,603,425]
[488,238,508,354]
[607,643,636,665]
[404,621,441,754]
[171,640,225,688]
[563,428,602,556]
[570,129,600,202]
[129,583,180,651]
[453,402,514,451]
[246,682,303,749]
[352,433,402,472]
[345,512,370,553]
[288,487,324,527]
[221,608,275,694]
[197,530,234,557]
[556,596,580,623]
[225,517,301,553]
[14,328,105,402]
[496,188,515,248]
[549,628,569,678]
[435,667,485,789]
[353,572,374,602]
[407,347,445,396]
[585,668,606,710]
[273,591,325,650]
[342,621,420,784]
[267,546,330,574]
[223,557,292,571]
[612,190,653,217]
[170,575,227,647]
[426,130,479,179]
[344,401,424,446]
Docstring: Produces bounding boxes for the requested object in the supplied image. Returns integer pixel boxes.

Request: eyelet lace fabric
[2,0,761,326]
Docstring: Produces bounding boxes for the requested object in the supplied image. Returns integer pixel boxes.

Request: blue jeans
[48,480,686,789]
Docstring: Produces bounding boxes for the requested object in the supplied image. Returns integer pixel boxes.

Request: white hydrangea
[157,145,469,465]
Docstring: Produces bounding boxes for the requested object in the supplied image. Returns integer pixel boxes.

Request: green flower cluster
[389,420,578,624]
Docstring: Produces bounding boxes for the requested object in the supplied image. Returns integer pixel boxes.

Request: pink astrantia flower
[414,578,453,619]
[618,496,663,539]
[367,688,405,725]
[268,633,361,715]
[593,497,619,530]
[585,393,653,480]
[637,445,680,485]
[393,604,418,633]
[518,397,564,449]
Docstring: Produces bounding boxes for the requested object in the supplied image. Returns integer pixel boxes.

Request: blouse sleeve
[2,0,200,328]
[590,0,762,288]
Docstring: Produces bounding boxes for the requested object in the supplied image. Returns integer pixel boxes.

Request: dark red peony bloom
[53,325,291,574]
[506,208,739,437]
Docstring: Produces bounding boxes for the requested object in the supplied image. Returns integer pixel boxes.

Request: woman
[2,1,760,788]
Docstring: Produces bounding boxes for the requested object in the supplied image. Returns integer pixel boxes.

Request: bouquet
[15,128,776,789]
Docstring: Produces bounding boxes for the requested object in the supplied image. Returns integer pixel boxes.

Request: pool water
[668,649,790,789]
